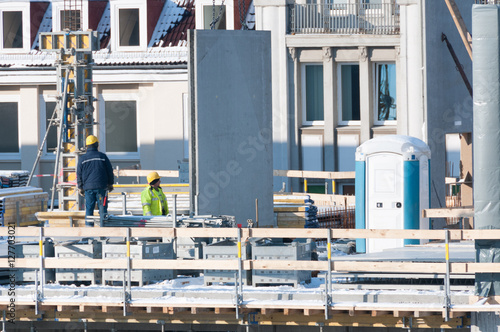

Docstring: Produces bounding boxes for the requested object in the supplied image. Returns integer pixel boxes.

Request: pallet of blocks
[0,187,49,226]
[273,194,319,228]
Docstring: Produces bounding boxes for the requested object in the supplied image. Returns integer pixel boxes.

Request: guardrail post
[325,228,332,320]
[444,229,451,321]
[236,226,243,320]
[39,228,44,300]
[121,193,127,215]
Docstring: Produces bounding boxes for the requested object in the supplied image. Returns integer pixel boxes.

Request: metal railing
[290,2,400,35]
[475,0,500,4]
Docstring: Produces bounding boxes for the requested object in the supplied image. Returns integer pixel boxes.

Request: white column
[20,86,40,186]
[255,0,292,190]
[397,0,425,140]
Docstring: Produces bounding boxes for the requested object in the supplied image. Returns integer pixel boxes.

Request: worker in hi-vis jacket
[141,171,169,216]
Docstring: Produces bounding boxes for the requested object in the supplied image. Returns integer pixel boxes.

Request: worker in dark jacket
[77,135,114,226]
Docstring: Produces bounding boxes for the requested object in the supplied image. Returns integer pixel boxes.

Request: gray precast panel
[189,30,273,227]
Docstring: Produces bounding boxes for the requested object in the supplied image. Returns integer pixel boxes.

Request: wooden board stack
[35,211,94,227]
[0,187,48,226]
[273,194,318,228]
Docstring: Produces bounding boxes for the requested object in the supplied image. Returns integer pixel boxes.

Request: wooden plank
[443,0,473,60]
[422,207,474,218]
[114,169,179,178]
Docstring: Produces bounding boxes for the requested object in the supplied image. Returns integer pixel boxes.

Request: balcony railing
[290,3,400,35]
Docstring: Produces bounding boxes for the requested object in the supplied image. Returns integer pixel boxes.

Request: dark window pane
[60,10,81,31]
[3,11,22,48]
[341,65,360,121]
[45,102,58,153]
[377,63,397,121]
[119,9,140,46]
[305,65,324,122]
[105,101,137,152]
[0,102,19,152]
[203,6,226,30]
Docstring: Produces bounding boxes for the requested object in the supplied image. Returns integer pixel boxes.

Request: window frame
[51,1,89,32]
[39,94,59,159]
[195,0,234,30]
[301,62,325,126]
[0,4,29,53]
[0,95,20,158]
[111,2,147,52]
[337,62,361,126]
[98,93,140,159]
[373,62,397,125]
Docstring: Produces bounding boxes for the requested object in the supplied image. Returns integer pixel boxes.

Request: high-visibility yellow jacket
[141,186,168,216]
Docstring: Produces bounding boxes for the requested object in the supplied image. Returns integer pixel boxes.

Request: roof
[0,0,255,68]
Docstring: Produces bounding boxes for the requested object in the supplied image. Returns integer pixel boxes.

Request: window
[45,101,58,153]
[3,11,22,49]
[104,101,137,153]
[0,102,19,152]
[375,63,396,123]
[339,64,360,123]
[302,64,324,125]
[196,0,234,30]
[60,10,82,31]
[203,5,226,29]
[119,8,140,46]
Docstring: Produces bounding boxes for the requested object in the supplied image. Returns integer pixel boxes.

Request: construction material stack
[0,187,48,226]
[0,171,29,188]
[273,194,319,228]
[38,31,99,211]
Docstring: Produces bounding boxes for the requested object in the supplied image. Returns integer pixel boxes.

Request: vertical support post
[444,229,451,321]
[34,272,39,316]
[304,178,308,193]
[127,227,131,297]
[122,270,127,316]
[255,199,259,228]
[122,193,127,215]
[39,227,44,299]
[325,228,332,320]
[172,194,177,227]
[2,310,5,332]
[236,226,243,319]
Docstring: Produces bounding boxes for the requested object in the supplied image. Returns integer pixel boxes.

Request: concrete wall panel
[189,30,273,227]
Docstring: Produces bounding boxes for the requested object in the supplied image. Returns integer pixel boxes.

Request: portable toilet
[355,135,431,253]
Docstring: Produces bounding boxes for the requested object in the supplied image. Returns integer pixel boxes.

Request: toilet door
[366,153,404,253]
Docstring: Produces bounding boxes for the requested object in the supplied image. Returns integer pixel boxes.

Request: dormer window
[119,8,140,46]
[203,5,226,29]
[111,2,146,51]
[196,0,234,30]
[0,4,29,53]
[52,1,88,32]
[3,11,23,48]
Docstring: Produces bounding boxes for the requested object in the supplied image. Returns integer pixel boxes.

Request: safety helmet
[86,135,98,146]
[147,171,161,184]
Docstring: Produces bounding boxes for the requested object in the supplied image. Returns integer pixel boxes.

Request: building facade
[255,0,474,209]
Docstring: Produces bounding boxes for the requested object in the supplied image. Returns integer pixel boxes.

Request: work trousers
[85,188,108,226]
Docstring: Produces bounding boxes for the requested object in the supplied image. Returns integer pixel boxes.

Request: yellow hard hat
[86,135,98,146]
[147,171,161,184]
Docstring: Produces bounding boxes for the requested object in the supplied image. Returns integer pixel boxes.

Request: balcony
[290,2,400,35]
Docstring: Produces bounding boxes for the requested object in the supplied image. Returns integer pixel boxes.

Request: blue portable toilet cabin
[355,135,431,254]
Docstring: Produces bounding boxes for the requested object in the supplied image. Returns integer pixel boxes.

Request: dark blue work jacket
[77,146,114,190]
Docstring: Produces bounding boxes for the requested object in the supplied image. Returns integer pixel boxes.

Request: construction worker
[77,135,114,226]
[141,171,169,216]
